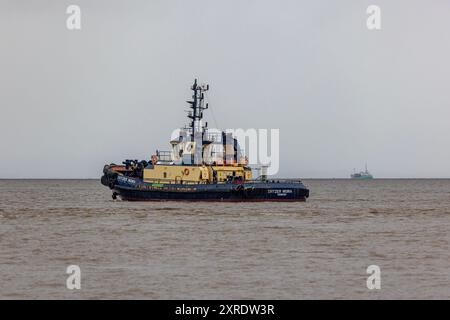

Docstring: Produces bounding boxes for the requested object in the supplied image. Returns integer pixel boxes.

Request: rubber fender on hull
[100,175,109,187]
[100,170,118,189]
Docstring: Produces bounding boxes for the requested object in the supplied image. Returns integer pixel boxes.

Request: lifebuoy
[183,168,190,175]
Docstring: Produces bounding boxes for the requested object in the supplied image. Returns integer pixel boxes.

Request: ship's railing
[203,132,222,142]
[142,177,304,185]
[250,179,305,184]
[156,150,172,162]
[143,178,210,185]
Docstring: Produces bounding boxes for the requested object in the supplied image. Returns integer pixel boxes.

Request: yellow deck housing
[143,164,252,184]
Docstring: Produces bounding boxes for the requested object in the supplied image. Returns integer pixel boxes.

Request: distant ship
[101,79,309,201]
[351,164,374,180]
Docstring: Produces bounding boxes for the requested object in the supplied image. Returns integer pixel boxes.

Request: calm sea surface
[0,179,449,299]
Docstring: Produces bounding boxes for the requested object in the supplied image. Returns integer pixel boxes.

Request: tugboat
[351,164,374,180]
[101,79,309,201]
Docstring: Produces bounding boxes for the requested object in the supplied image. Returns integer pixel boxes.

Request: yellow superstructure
[143,164,252,184]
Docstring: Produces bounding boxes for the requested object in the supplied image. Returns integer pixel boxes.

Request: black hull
[114,186,309,202]
[101,171,309,202]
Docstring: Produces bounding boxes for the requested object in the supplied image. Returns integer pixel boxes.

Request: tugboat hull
[102,173,309,202]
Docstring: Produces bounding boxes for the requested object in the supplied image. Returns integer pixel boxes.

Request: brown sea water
[0,179,449,299]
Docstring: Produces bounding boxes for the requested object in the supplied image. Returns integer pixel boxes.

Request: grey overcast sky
[1,0,449,178]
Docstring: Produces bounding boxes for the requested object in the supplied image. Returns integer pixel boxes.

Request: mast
[186,79,209,164]
[187,79,209,137]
